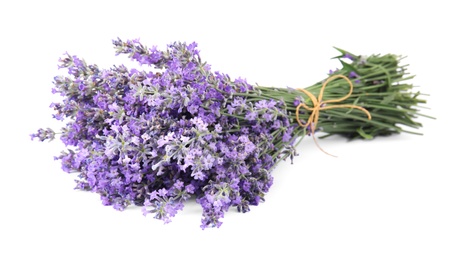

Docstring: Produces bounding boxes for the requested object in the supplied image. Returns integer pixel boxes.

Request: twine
[295,75,372,157]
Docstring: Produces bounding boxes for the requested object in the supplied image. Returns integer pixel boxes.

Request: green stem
[254,51,429,140]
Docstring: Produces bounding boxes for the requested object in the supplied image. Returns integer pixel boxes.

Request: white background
[1,1,456,259]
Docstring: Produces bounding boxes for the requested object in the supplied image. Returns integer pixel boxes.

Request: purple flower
[226,105,236,115]
[185,184,195,194]
[255,100,269,109]
[158,188,168,197]
[191,170,206,181]
[349,71,359,78]
[149,191,159,200]
[343,53,354,60]
[201,154,216,170]
[244,142,256,154]
[141,133,151,142]
[328,68,338,75]
[174,180,184,190]
[262,113,273,122]
[245,111,257,121]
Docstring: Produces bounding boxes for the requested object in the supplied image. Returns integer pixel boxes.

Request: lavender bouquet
[32,39,429,229]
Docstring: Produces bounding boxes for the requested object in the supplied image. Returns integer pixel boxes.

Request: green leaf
[332,47,358,60]
[356,128,374,140]
[339,60,357,73]
[332,47,347,59]
[333,47,347,55]
[381,93,396,104]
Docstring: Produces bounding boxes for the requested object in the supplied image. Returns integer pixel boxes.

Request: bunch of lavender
[32,38,428,228]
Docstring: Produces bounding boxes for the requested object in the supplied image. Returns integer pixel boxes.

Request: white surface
[1,1,456,259]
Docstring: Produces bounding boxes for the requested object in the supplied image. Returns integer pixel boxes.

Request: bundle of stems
[245,48,430,159]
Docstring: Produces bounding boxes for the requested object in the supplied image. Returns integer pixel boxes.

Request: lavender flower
[349,71,359,78]
[32,38,299,229]
[343,53,355,60]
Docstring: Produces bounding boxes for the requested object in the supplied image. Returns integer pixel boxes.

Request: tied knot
[295,75,372,157]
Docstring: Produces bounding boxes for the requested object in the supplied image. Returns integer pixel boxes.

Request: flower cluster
[32,38,297,228]
[32,38,428,228]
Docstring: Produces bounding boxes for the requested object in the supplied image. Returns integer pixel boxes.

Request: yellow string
[295,75,372,157]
